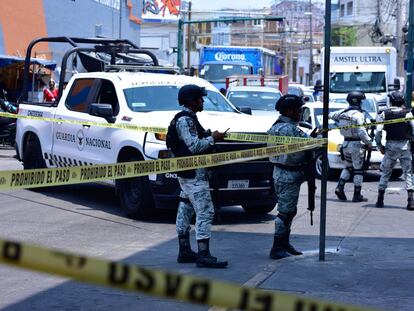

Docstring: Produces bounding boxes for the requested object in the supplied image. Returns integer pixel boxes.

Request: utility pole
[395,0,404,76]
[289,30,294,80]
[119,0,122,39]
[186,1,192,73]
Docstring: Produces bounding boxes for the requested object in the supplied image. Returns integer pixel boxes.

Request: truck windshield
[202,64,251,82]
[330,72,386,93]
[124,85,235,112]
[227,91,281,111]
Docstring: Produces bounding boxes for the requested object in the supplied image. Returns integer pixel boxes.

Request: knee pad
[277,212,295,226]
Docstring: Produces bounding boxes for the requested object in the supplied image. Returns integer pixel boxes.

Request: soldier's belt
[0,239,380,311]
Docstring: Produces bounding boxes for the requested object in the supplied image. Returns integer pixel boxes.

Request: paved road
[0,146,413,311]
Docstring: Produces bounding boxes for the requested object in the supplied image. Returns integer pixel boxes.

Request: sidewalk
[258,178,414,311]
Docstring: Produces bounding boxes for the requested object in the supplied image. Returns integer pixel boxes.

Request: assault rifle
[304,127,319,226]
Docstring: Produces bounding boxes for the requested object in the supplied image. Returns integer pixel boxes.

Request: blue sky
[189,0,274,11]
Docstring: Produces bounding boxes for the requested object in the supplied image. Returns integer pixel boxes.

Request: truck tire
[116,155,155,219]
[242,203,276,214]
[23,135,46,170]
[391,169,403,180]
[315,151,339,180]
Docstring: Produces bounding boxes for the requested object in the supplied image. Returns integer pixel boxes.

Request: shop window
[347,1,353,15]
[340,4,345,17]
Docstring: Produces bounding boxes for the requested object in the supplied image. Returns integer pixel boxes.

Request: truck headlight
[328,141,339,152]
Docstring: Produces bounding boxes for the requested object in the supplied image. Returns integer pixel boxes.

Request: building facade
[0,0,143,61]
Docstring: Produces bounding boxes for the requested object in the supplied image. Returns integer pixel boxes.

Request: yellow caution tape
[0,111,167,134]
[0,111,324,145]
[332,116,414,131]
[225,132,326,144]
[0,140,324,190]
[0,239,379,311]
[3,110,414,142]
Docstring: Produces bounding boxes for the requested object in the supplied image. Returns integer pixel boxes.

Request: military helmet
[388,91,405,106]
[275,94,305,113]
[178,84,207,105]
[346,91,366,106]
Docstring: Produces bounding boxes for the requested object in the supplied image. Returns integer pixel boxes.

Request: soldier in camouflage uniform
[375,91,414,210]
[167,84,228,268]
[267,94,308,260]
[329,91,373,202]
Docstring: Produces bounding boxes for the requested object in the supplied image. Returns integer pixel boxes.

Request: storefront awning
[0,54,57,70]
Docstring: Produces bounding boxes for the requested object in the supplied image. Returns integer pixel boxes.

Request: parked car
[226,86,282,116]
[299,101,401,179]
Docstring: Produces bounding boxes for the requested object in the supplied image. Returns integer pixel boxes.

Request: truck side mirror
[299,121,313,129]
[237,106,252,115]
[388,78,401,91]
[89,103,116,123]
[393,78,400,90]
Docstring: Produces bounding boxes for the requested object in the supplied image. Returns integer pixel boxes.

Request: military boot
[335,179,347,201]
[177,233,197,263]
[269,234,290,260]
[407,191,414,211]
[375,190,385,208]
[285,230,303,256]
[352,186,368,202]
[196,239,228,268]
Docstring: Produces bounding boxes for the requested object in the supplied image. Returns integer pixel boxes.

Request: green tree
[332,26,357,46]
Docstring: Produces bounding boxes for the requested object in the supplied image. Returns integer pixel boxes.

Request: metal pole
[308,0,313,86]
[405,0,414,107]
[177,19,184,71]
[395,0,402,76]
[290,29,294,81]
[319,0,331,262]
[119,0,122,39]
[186,1,192,74]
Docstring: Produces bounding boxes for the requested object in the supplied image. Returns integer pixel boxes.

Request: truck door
[51,78,119,167]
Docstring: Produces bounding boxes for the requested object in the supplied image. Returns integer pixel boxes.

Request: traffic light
[403,23,408,44]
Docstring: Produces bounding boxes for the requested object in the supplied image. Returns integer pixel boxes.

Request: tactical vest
[383,109,411,141]
[337,107,367,139]
[166,111,210,178]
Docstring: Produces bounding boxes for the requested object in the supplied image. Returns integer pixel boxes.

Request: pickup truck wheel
[116,156,154,219]
[242,203,275,214]
[391,169,403,180]
[23,136,46,170]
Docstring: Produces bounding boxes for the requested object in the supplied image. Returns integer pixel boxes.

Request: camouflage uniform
[376,108,414,191]
[330,108,371,188]
[268,115,307,238]
[175,107,215,240]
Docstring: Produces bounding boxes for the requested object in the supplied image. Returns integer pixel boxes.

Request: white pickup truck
[15,38,277,219]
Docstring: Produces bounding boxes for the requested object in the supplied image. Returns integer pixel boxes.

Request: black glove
[310,127,321,138]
